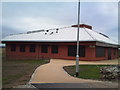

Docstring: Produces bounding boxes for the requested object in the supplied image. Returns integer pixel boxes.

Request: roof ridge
[83,27,96,41]
[91,29,110,39]
[89,29,118,43]
[84,28,118,44]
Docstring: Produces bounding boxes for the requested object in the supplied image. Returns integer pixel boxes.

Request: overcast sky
[1,1,118,42]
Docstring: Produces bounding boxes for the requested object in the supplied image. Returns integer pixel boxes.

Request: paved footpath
[30,59,119,88]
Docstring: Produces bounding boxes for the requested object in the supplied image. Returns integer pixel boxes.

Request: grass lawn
[63,65,116,80]
[2,59,50,88]
[1,48,50,88]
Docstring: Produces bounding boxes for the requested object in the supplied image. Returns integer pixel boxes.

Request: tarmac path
[30,59,119,88]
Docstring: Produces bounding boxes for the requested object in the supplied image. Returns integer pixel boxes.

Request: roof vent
[27,30,45,34]
[99,33,109,38]
[71,24,92,30]
[50,32,53,35]
[46,30,49,32]
[56,28,59,33]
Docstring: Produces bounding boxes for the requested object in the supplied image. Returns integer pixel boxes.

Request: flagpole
[76,0,80,77]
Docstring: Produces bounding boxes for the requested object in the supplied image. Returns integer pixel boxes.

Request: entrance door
[68,45,85,57]
[108,48,111,60]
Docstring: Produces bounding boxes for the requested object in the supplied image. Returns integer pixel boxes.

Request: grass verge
[63,65,116,80]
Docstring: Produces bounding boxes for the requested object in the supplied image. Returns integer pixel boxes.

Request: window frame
[11,44,16,52]
[19,44,25,52]
[41,45,48,53]
[96,46,105,57]
[29,44,36,52]
[51,45,58,54]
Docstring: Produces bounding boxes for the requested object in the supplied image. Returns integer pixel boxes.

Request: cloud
[80,2,118,41]
[2,2,77,34]
[2,2,118,42]
[2,25,21,38]
[3,16,66,31]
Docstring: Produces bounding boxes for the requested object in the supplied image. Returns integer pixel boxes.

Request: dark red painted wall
[5,42,118,61]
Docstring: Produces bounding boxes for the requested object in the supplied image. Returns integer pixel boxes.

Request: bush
[100,65,120,80]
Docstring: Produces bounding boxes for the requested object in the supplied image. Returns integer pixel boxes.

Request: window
[30,44,36,52]
[96,46,105,57]
[41,45,48,53]
[11,44,16,52]
[80,45,85,57]
[20,44,25,52]
[68,45,85,57]
[51,45,58,53]
[68,45,76,56]
[113,49,116,55]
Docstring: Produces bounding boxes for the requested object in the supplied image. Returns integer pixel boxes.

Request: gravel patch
[13,84,38,89]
